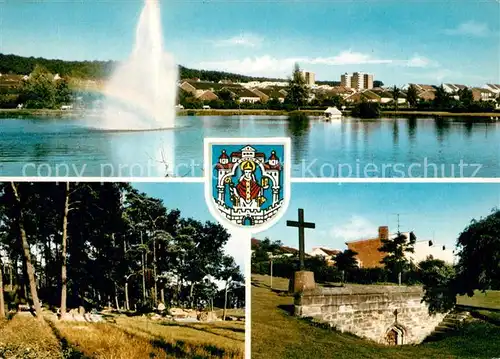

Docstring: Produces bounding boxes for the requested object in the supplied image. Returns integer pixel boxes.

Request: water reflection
[286,113,310,165]
[434,118,451,143]
[463,120,473,138]
[392,120,400,146]
[408,117,417,143]
[0,116,498,177]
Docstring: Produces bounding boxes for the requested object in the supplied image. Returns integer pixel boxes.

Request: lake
[0,115,498,178]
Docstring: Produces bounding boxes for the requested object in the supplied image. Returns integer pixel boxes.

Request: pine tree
[379,231,416,284]
[284,63,309,110]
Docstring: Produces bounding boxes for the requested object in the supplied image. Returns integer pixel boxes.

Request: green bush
[351,101,380,118]
[252,256,422,286]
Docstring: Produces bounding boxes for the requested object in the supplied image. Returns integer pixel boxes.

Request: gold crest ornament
[240,160,256,172]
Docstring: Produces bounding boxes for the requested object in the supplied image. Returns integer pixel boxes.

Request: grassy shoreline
[0,108,499,118]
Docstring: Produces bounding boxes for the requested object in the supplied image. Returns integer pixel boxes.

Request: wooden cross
[286,208,315,271]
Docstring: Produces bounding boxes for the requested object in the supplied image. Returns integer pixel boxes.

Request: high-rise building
[300,71,316,86]
[352,72,362,91]
[341,73,352,88]
[363,73,374,90]
[341,72,374,90]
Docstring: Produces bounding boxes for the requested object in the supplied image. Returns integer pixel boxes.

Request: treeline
[0,53,285,83]
[179,66,284,83]
[0,65,72,109]
[252,235,422,286]
[0,54,116,79]
[0,182,244,320]
[353,85,498,119]
[414,86,498,113]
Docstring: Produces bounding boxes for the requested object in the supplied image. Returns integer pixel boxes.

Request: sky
[131,182,249,273]
[131,182,500,264]
[257,182,500,253]
[1,0,499,85]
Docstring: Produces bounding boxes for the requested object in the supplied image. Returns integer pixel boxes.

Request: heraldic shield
[204,138,291,233]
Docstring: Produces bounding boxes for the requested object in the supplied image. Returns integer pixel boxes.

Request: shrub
[351,101,380,118]
[419,257,457,314]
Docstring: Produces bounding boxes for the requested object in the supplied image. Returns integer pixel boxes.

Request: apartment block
[300,71,316,86]
[341,72,374,91]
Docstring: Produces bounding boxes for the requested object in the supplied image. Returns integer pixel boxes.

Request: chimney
[378,226,389,241]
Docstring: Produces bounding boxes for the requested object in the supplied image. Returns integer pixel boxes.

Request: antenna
[391,213,407,234]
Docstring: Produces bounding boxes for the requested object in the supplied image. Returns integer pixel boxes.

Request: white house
[443,83,468,94]
[324,106,342,120]
[239,81,289,89]
[230,88,261,103]
[402,235,456,265]
[471,88,496,102]
[483,84,500,95]
[309,247,341,265]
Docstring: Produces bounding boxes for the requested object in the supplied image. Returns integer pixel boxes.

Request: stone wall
[294,285,446,345]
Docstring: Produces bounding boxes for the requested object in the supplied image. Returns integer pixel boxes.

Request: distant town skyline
[0,1,498,86]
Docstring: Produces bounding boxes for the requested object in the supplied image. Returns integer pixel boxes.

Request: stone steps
[424,310,470,342]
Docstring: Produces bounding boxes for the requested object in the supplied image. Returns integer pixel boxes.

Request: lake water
[0,115,498,178]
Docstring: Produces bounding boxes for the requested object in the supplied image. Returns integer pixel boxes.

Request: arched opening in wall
[385,325,406,345]
[243,217,254,226]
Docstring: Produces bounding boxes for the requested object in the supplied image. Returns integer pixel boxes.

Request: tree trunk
[9,264,13,288]
[11,182,43,320]
[189,282,195,309]
[44,238,51,288]
[0,261,5,318]
[60,182,70,317]
[141,232,146,303]
[153,238,157,307]
[223,282,229,321]
[114,284,120,310]
[125,280,130,311]
[160,288,165,305]
[177,275,182,307]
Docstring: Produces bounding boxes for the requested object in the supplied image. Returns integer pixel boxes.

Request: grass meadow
[0,311,244,359]
[251,274,500,359]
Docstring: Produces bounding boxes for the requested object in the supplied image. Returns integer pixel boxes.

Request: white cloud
[198,50,435,77]
[212,33,263,48]
[405,55,434,68]
[225,228,248,274]
[444,20,490,37]
[307,50,394,65]
[328,215,376,242]
[199,55,301,76]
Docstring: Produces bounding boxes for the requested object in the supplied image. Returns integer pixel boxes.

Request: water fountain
[87,0,178,176]
[100,0,178,131]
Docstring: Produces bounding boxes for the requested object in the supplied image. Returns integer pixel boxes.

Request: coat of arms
[204,138,290,232]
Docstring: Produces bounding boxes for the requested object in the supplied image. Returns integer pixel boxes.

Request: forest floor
[251,274,500,359]
[0,311,245,359]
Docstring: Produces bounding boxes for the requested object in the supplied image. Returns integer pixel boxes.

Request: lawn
[0,312,244,359]
[251,274,500,359]
[457,290,500,309]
